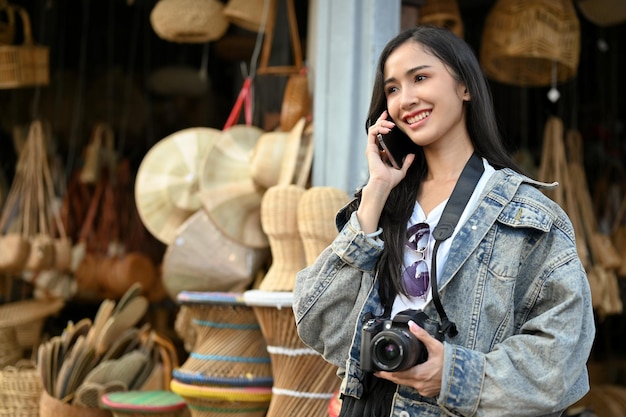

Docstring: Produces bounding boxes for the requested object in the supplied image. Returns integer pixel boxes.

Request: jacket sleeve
[293,211,384,368]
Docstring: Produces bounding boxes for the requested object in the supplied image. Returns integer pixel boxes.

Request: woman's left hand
[375,320,444,398]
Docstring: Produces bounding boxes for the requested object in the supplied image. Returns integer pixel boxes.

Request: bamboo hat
[135,127,220,244]
[576,0,626,27]
[150,0,229,43]
[198,124,268,249]
[250,117,311,191]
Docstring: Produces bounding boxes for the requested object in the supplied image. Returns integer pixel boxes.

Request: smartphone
[377,133,413,170]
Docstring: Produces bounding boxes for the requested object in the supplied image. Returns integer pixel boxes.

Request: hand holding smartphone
[376,133,401,170]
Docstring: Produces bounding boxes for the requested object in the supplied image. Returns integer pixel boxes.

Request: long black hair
[352,25,521,311]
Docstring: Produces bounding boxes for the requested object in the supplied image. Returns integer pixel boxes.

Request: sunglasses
[403,222,430,298]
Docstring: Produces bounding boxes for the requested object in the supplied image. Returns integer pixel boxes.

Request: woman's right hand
[357,111,415,234]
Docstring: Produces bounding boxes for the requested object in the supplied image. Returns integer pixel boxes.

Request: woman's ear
[463,87,471,102]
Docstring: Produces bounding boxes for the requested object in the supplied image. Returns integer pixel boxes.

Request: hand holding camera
[360,309,444,373]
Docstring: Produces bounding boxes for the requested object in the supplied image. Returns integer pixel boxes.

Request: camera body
[360,309,444,373]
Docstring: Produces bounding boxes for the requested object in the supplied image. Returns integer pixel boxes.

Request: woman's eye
[386,86,398,95]
[415,75,426,82]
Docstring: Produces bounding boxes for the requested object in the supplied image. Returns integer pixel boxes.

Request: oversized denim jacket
[293,168,595,417]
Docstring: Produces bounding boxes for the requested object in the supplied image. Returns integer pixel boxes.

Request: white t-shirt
[391,158,495,318]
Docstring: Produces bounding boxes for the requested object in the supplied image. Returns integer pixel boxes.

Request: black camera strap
[430,152,484,338]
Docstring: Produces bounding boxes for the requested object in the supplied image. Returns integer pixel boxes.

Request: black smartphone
[376,133,414,170]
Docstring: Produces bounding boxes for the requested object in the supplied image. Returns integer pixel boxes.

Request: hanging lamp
[418,0,464,39]
[480,0,580,87]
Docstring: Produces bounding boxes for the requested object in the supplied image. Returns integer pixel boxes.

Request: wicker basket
[418,0,464,38]
[480,0,580,87]
[0,360,42,417]
[0,4,49,89]
[244,290,340,417]
[175,292,273,387]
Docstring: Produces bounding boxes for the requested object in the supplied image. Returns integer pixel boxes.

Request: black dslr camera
[360,309,444,372]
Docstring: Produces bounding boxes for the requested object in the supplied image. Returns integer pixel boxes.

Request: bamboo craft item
[480,0,580,87]
[244,290,340,417]
[297,186,350,266]
[256,0,303,76]
[100,390,188,417]
[149,0,229,43]
[170,380,271,417]
[0,360,42,417]
[537,116,622,316]
[418,0,464,39]
[174,292,273,387]
[0,3,49,89]
[0,120,69,274]
[258,184,306,291]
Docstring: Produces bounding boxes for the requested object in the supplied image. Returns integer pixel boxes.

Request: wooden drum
[243,290,340,417]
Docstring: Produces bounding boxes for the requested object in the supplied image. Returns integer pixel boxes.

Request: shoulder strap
[431,152,484,337]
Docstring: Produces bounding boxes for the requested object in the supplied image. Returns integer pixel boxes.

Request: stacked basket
[244,185,350,417]
[170,291,273,417]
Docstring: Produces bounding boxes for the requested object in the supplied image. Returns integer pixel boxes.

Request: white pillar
[309,0,401,194]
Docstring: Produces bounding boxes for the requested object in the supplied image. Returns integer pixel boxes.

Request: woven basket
[171,380,270,417]
[418,0,464,38]
[176,292,273,386]
[40,388,113,417]
[0,5,49,89]
[480,0,580,87]
[244,290,340,417]
[0,327,22,369]
[0,297,65,350]
[0,360,42,417]
[150,0,229,43]
[100,390,189,417]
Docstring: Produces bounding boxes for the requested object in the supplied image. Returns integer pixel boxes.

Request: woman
[293,26,595,416]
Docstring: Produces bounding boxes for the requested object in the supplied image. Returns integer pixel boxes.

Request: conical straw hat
[199,124,268,249]
[162,209,269,300]
[135,127,221,244]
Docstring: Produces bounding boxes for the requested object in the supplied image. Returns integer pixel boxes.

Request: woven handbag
[0,3,49,89]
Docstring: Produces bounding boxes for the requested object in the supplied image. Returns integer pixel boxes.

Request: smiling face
[383,40,471,150]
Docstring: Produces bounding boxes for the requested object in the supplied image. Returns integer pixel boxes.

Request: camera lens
[371,330,421,372]
[376,338,401,362]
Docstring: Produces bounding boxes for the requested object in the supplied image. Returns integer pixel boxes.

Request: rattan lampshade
[418,0,464,39]
[135,127,220,244]
[480,0,580,87]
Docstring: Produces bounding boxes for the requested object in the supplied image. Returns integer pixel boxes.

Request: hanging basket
[418,0,464,39]
[480,0,580,87]
[0,4,49,89]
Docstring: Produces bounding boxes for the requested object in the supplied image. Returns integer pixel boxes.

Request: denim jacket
[293,168,595,417]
